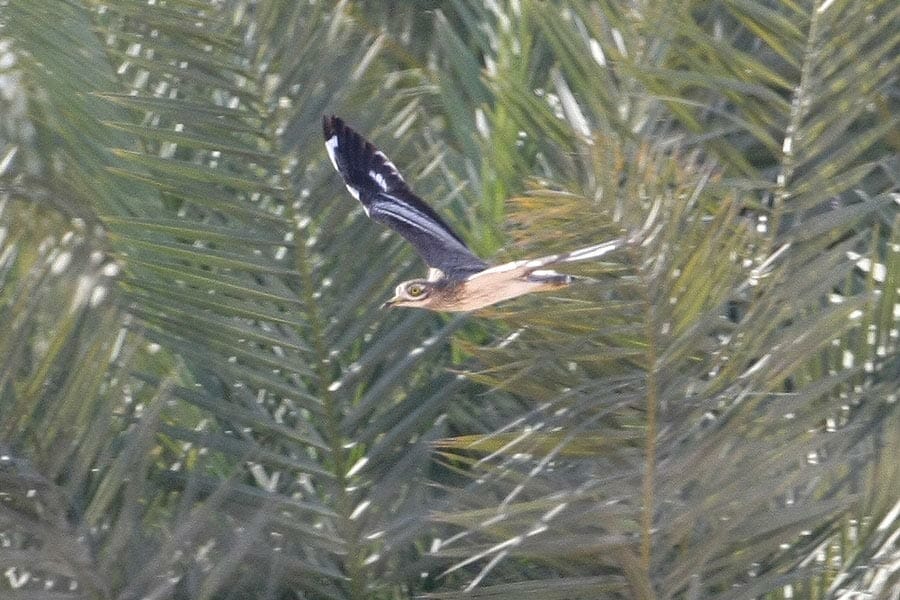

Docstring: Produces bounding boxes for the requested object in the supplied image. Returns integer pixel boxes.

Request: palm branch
[0,1,896,599]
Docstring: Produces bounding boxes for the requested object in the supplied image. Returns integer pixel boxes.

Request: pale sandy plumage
[323,116,626,312]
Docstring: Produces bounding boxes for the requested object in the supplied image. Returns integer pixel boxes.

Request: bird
[323,115,628,312]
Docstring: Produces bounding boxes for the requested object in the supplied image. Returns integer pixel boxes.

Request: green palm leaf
[1,0,895,599]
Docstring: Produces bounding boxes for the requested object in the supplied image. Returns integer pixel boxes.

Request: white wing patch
[369,169,389,192]
[519,239,624,270]
[559,239,622,262]
[324,135,340,172]
[344,184,361,202]
[324,133,364,211]
[374,151,404,182]
[469,238,626,281]
[529,269,563,277]
[475,259,531,277]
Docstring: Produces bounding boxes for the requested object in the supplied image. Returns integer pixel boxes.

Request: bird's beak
[380,297,398,309]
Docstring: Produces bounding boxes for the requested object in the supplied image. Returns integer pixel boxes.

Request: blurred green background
[0,1,897,598]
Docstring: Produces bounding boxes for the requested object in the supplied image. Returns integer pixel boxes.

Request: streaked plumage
[323,115,626,312]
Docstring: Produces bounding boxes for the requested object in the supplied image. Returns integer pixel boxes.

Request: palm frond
[1,0,895,599]
[428,0,898,598]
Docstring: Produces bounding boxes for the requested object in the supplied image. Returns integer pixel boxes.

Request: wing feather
[323,115,487,278]
[469,238,627,282]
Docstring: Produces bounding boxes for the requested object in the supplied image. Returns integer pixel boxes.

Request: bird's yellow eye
[406,283,426,297]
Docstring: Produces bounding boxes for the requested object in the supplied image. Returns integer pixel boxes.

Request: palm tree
[1,1,896,599]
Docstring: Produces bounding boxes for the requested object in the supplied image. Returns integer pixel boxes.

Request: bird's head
[382,279,435,309]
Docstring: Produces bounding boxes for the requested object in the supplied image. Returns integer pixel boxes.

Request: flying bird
[323,115,627,312]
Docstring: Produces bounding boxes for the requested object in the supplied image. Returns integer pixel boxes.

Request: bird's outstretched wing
[468,238,627,285]
[323,115,488,279]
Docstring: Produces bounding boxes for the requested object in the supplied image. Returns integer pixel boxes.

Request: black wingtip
[323,114,339,140]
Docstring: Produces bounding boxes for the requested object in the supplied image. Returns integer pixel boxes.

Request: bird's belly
[442,277,569,311]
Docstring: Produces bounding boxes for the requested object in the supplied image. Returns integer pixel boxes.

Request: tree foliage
[0,1,896,599]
